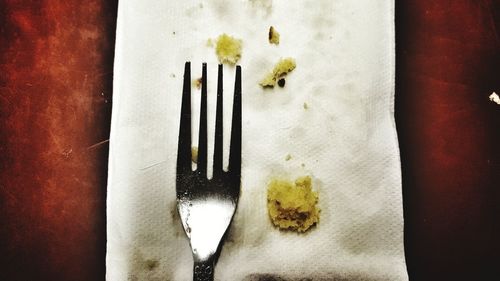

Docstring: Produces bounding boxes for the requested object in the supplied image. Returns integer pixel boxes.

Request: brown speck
[145,259,159,271]
[285,154,292,161]
[303,102,309,110]
[172,31,176,35]
[170,73,176,78]
[301,163,305,168]
[277,78,285,87]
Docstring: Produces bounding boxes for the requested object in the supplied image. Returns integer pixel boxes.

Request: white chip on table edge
[489,92,500,105]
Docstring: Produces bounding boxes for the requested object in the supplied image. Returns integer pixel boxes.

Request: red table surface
[1,1,499,280]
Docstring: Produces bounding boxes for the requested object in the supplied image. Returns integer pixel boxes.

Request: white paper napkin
[107,0,408,280]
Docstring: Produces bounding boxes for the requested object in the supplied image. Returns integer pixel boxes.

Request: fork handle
[193,258,215,281]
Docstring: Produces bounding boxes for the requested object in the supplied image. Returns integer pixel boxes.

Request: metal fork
[176,62,241,281]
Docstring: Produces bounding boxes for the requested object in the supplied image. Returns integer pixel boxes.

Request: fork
[176,62,241,281]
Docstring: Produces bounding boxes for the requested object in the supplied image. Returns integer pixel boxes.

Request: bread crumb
[206,38,213,47]
[269,26,280,45]
[267,176,320,232]
[489,92,500,105]
[303,102,309,110]
[285,154,292,161]
[215,34,242,65]
[191,147,198,163]
[193,77,202,89]
[260,58,296,87]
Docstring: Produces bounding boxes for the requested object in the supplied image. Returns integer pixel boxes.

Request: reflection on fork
[176,62,242,281]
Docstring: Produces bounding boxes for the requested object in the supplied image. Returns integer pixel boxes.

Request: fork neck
[193,256,215,281]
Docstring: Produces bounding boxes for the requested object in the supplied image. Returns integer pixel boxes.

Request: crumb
[277,78,285,87]
[268,26,280,45]
[259,58,296,87]
[191,147,198,163]
[145,259,159,271]
[193,77,202,89]
[206,38,214,47]
[61,148,73,159]
[303,102,308,110]
[285,154,292,161]
[489,92,500,105]
[173,31,176,35]
[301,163,305,168]
[170,73,176,78]
[267,176,320,232]
[215,34,242,65]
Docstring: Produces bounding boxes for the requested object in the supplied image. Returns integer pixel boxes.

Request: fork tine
[177,62,192,175]
[213,64,223,177]
[197,63,208,176]
[228,66,241,176]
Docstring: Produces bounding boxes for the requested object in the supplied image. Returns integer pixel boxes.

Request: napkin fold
[107,0,408,280]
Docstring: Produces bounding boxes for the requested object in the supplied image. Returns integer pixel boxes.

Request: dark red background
[0,1,499,280]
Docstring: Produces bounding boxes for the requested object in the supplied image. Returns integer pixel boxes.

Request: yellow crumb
[191,147,198,163]
[260,58,296,87]
[206,38,213,47]
[215,34,242,65]
[267,176,320,232]
[285,154,292,161]
[193,77,202,89]
[269,26,280,45]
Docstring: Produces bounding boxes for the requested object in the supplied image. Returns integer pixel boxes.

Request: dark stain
[144,259,159,271]
[169,200,184,237]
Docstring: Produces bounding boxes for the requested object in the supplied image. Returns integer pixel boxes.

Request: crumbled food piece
[489,92,500,105]
[259,58,296,87]
[303,102,309,110]
[285,154,292,161]
[215,34,242,65]
[206,38,213,47]
[268,26,280,45]
[193,77,202,89]
[191,147,198,163]
[170,73,176,78]
[267,176,320,232]
[277,78,286,87]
